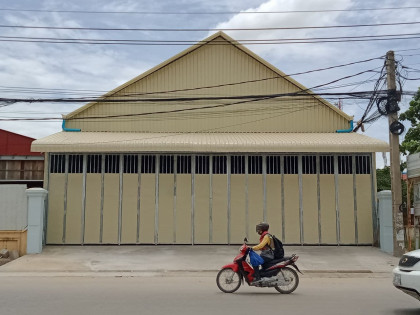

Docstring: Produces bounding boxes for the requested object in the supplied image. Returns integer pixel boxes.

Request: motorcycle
[216,238,302,294]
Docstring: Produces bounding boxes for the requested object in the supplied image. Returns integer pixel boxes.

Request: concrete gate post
[377,190,393,254]
[26,188,48,254]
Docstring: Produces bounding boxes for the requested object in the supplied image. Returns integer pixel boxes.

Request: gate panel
[212,175,228,243]
[248,175,263,244]
[284,175,300,243]
[139,174,155,244]
[122,175,138,243]
[230,175,246,244]
[356,175,373,244]
[320,175,336,243]
[194,175,210,244]
[102,174,119,243]
[65,174,83,244]
[339,175,355,244]
[266,175,282,239]
[158,174,174,244]
[176,175,191,243]
[302,175,318,244]
[84,174,101,244]
[47,174,65,244]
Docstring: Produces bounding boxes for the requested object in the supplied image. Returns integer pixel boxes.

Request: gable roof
[64,31,352,122]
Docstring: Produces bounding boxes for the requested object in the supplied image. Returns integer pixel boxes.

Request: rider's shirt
[252,231,274,251]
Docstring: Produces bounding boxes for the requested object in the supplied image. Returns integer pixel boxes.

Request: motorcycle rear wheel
[216,268,241,293]
[274,267,299,294]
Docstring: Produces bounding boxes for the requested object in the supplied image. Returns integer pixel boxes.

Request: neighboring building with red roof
[0,129,44,187]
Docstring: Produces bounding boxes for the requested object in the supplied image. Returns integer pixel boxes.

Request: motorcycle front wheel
[216,268,241,293]
[275,267,299,294]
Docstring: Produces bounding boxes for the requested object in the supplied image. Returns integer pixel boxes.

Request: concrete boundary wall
[0,184,27,230]
[0,184,28,255]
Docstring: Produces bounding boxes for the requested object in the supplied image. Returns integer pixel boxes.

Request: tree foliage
[400,87,420,155]
[376,166,408,203]
[376,166,391,191]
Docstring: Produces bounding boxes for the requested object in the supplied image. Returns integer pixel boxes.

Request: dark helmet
[256,222,269,233]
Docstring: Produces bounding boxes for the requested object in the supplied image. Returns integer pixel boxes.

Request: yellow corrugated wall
[84,174,101,243]
[356,175,373,244]
[194,175,210,244]
[212,175,228,243]
[139,174,155,244]
[175,175,192,244]
[302,175,319,244]
[247,175,263,244]
[65,174,83,244]
[67,37,349,134]
[266,175,282,240]
[47,174,65,244]
[284,175,300,243]
[320,175,337,244]
[122,174,138,243]
[158,174,174,244]
[102,174,119,244]
[230,175,247,244]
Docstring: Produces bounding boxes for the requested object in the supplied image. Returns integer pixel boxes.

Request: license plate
[393,274,401,286]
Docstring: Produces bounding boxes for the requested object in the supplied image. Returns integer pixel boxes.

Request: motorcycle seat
[261,256,291,269]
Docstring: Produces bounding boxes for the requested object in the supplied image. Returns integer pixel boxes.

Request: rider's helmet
[256,222,269,234]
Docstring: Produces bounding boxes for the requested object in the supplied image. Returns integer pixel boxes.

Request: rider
[250,222,275,281]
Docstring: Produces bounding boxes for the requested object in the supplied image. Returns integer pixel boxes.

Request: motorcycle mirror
[244,237,248,243]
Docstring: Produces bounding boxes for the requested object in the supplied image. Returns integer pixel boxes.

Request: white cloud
[0,8,153,138]
[214,0,353,59]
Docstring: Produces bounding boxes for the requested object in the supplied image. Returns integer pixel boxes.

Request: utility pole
[386,50,404,257]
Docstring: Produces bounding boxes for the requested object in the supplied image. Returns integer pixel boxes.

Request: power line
[1,88,416,122]
[0,85,108,93]
[0,101,319,121]
[0,68,382,104]
[0,55,384,97]
[0,90,408,122]
[1,6,419,15]
[397,53,420,57]
[0,61,384,103]
[4,36,420,46]
[353,62,387,131]
[398,75,420,80]
[1,21,420,32]
[0,103,327,147]
[1,32,419,45]
[402,66,420,72]
[4,37,420,46]
[395,47,420,52]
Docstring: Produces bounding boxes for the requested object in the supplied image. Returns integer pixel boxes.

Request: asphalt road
[0,274,418,315]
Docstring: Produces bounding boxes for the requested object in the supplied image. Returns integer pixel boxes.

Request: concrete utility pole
[386,50,404,257]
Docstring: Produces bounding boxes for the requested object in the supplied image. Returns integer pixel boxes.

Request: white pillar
[378,190,393,254]
[26,188,48,254]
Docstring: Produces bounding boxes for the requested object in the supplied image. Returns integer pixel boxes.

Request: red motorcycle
[216,238,301,294]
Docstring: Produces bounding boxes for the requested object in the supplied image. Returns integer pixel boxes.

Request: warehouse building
[32,32,388,246]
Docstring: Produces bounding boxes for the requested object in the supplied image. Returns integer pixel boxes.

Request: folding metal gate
[46,153,375,245]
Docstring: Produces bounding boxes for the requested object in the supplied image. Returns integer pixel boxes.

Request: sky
[0,0,419,168]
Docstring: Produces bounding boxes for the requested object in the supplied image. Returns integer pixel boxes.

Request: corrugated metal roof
[32,132,388,153]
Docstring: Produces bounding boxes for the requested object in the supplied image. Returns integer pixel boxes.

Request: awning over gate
[32,132,388,153]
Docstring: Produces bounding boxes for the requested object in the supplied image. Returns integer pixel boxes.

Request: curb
[0,269,392,277]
